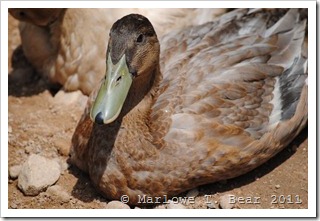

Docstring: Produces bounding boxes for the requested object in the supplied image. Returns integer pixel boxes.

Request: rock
[219,194,235,209]
[275,184,280,189]
[53,90,87,108]
[46,185,71,203]
[9,165,22,179]
[25,145,33,154]
[18,154,61,196]
[59,160,69,174]
[10,202,18,209]
[53,138,71,156]
[166,200,186,209]
[186,188,199,198]
[154,204,166,209]
[105,201,130,209]
[8,125,12,133]
[207,201,219,209]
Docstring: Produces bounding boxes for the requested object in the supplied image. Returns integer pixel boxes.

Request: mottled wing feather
[151,9,307,150]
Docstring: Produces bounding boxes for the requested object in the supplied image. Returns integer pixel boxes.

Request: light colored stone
[18,154,61,196]
[8,125,12,133]
[46,185,71,203]
[25,145,33,154]
[275,184,280,189]
[53,138,71,156]
[55,158,69,174]
[154,204,166,209]
[53,90,87,108]
[10,202,18,209]
[105,200,130,209]
[207,201,218,209]
[9,165,22,179]
[166,200,186,209]
[219,194,235,209]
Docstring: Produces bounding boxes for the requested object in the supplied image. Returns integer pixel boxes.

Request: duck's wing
[151,9,307,165]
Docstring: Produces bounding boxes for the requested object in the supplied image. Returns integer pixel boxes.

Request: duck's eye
[19,11,26,17]
[131,71,138,78]
[136,34,144,43]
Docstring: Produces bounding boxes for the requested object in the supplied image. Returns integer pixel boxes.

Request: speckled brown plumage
[70,9,308,205]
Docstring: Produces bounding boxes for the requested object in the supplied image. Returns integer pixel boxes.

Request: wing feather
[151,9,307,148]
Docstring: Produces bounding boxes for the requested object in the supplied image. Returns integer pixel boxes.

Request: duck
[9,8,226,95]
[69,9,308,205]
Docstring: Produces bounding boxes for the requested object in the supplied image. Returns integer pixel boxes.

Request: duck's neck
[121,65,160,120]
[114,64,163,151]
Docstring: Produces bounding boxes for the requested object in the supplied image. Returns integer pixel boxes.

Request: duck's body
[70,9,308,205]
[9,8,226,95]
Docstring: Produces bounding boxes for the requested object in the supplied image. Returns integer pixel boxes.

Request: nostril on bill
[95,112,104,125]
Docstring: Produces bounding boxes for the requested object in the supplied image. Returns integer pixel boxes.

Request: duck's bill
[90,54,132,124]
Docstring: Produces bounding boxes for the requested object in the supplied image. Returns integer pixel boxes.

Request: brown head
[9,8,65,26]
[90,14,160,124]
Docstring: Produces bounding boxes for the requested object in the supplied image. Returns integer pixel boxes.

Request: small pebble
[154,204,166,209]
[25,145,33,154]
[10,202,18,209]
[8,126,12,133]
[219,194,235,209]
[105,201,130,209]
[166,200,186,209]
[53,138,71,157]
[9,165,22,179]
[207,202,218,209]
[57,159,69,174]
[275,184,280,189]
[46,185,71,203]
[53,90,87,107]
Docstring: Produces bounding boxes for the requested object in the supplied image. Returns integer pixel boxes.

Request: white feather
[269,77,282,128]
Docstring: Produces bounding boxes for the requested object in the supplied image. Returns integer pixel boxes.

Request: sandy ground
[7,14,308,211]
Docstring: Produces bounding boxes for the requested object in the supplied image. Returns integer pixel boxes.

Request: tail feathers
[267,9,307,122]
[268,19,306,69]
[264,8,299,38]
[280,56,307,120]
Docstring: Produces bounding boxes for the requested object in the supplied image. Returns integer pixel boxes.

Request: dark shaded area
[8,45,62,97]
[67,164,108,205]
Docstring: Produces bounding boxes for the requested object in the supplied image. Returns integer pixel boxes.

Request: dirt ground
[7,14,308,210]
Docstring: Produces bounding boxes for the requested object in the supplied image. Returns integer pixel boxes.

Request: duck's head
[9,9,65,26]
[90,14,160,124]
